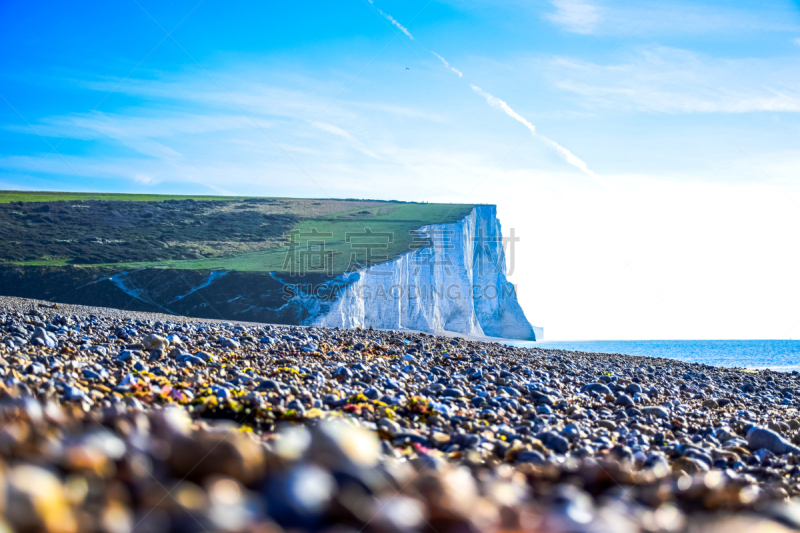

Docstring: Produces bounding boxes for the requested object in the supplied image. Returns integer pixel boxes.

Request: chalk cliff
[312,206,541,340]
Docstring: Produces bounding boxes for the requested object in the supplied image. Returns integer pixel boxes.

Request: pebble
[746,425,800,455]
[643,406,670,419]
[615,393,635,407]
[0,297,797,532]
[584,382,613,395]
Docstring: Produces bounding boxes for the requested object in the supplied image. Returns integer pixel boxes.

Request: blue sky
[2,0,800,340]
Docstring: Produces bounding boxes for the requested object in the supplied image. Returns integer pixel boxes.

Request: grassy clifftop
[0,191,258,203]
[0,191,476,275]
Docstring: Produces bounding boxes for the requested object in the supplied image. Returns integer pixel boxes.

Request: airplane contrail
[471,85,603,184]
[432,52,463,77]
[471,85,537,132]
[367,3,601,183]
[376,7,413,39]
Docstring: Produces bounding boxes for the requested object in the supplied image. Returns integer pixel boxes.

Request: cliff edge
[313,206,541,340]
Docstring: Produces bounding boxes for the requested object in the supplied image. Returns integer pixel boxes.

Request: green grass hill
[0,191,476,275]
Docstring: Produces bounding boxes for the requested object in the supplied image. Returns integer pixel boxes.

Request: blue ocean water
[505,340,800,372]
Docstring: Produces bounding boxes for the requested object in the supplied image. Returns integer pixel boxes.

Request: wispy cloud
[471,84,603,184]
[545,0,602,35]
[432,52,463,77]
[376,8,413,39]
[313,122,381,159]
[546,46,800,113]
[0,68,499,198]
[538,0,800,36]
[133,173,159,186]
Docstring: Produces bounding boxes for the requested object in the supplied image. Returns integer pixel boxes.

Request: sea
[504,340,800,372]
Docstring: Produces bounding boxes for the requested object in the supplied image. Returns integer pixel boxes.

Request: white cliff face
[312,206,541,340]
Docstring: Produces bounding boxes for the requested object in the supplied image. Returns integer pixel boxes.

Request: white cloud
[534,0,800,36]
[546,46,800,113]
[2,68,501,199]
[545,0,602,34]
[313,122,380,159]
[313,121,357,142]
[614,1,800,36]
[133,173,159,186]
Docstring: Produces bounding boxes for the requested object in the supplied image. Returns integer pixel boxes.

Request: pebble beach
[1,296,800,532]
